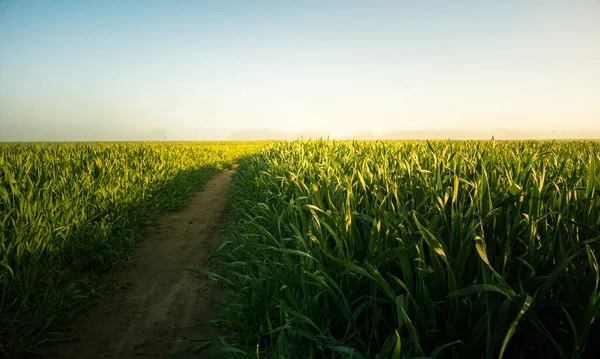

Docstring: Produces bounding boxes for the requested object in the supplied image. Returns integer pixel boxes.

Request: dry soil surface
[45,169,235,359]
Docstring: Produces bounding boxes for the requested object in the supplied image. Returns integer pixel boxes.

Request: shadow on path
[43,168,236,359]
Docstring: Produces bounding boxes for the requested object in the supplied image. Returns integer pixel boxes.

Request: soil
[44,169,236,359]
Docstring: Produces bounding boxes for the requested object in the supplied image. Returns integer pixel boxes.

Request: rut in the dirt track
[45,169,236,359]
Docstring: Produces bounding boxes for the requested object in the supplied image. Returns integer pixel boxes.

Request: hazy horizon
[3,126,600,142]
[1,1,599,141]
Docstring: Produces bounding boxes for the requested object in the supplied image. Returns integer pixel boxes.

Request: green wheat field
[1,140,600,358]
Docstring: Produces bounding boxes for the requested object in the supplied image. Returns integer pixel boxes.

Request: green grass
[0,141,264,357]
[206,140,600,358]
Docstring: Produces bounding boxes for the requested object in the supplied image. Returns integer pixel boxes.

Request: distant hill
[227,129,294,140]
[298,131,331,139]
[341,131,378,140]
[341,129,600,140]
[227,129,331,140]
[381,130,494,140]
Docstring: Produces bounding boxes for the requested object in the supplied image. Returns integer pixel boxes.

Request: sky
[0,0,599,141]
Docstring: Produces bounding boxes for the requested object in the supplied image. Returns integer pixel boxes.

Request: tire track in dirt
[44,168,235,358]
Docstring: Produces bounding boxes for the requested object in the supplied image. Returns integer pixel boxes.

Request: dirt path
[45,169,235,359]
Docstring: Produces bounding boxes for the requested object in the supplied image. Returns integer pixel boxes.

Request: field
[212,140,600,358]
[0,141,263,356]
[1,140,600,358]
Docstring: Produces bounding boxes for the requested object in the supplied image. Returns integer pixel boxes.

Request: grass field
[208,140,600,359]
[0,141,264,356]
[2,140,600,358]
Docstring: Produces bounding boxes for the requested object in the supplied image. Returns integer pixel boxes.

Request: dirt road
[45,169,235,359]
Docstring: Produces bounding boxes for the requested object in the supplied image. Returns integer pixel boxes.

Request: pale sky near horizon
[0,1,599,140]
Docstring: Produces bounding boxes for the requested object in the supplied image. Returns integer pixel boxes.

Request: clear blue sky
[1,0,599,140]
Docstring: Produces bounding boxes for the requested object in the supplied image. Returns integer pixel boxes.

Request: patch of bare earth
[44,169,236,359]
